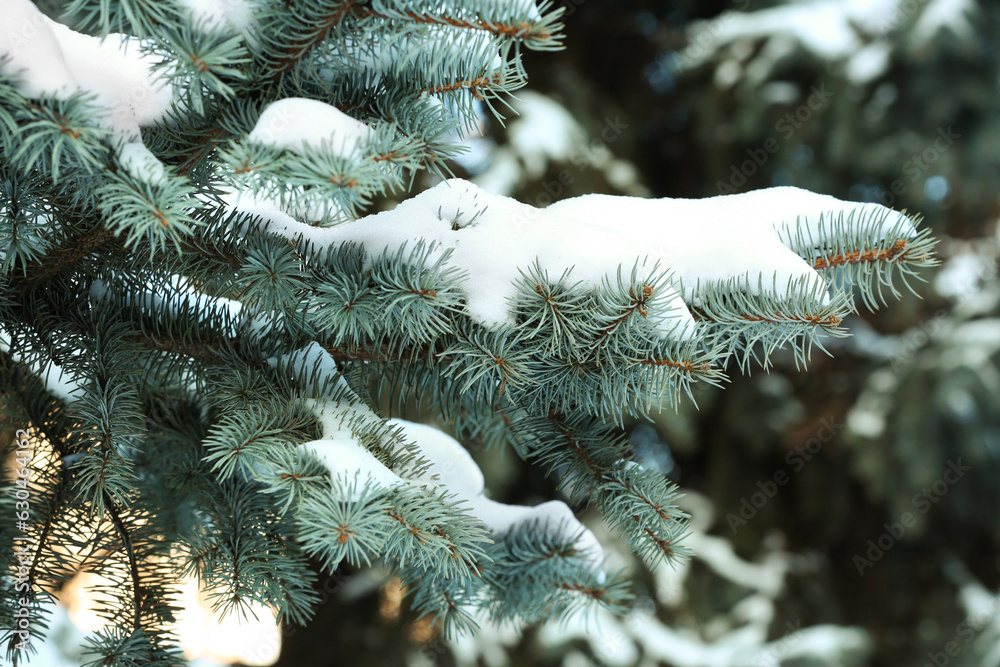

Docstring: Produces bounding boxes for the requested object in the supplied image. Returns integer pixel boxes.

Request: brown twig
[813,239,908,270]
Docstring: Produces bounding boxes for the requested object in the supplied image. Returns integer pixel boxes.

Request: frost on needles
[0,0,936,661]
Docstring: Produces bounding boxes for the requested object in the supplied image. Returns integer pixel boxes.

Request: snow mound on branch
[307,437,403,498]
[117,141,169,186]
[278,343,397,501]
[259,178,696,338]
[684,0,903,67]
[253,179,914,335]
[249,98,374,157]
[846,41,892,85]
[547,185,916,299]
[0,0,172,138]
[389,420,605,567]
[90,275,246,334]
[305,417,604,566]
[292,343,604,566]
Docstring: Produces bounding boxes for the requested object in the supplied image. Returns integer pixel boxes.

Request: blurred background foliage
[270,0,1000,665]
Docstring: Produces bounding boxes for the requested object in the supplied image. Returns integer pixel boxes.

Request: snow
[449,606,523,667]
[40,362,79,404]
[912,0,976,45]
[305,438,403,499]
[621,613,870,666]
[850,0,909,32]
[1,0,77,99]
[0,330,79,404]
[221,187,303,230]
[248,98,374,156]
[0,0,173,139]
[246,179,916,335]
[278,343,390,465]
[302,412,606,565]
[90,277,245,334]
[547,192,822,300]
[686,3,859,63]
[461,502,860,667]
[846,41,891,84]
[466,487,874,666]
[287,345,406,501]
[175,0,256,33]
[940,319,1000,372]
[279,341,350,393]
[23,357,76,404]
[956,577,1000,635]
[117,141,168,186]
[282,345,604,567]
[387,419,485,496]
[472,148,521,196]
[514,0,542,21]
[307,398,374,442]
[254,178,696,337]
[506,92,584,178]
[683,532,788,597]
[547,185,915,301]
[683,0,904,67]
[935,251,995,303]
[389,420,605,567]
[538,608,640,667]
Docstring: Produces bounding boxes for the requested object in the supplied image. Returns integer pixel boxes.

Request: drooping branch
[105,496,143,632]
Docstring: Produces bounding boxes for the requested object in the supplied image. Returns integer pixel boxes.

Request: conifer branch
[21,224,117,286]
[422,73,507,100]
[269,1,358,77]
[353,3,563,47]
[636,355,713,373]
[176,127,227,177]
[812,238,908,270]
[690,307,842,328]
[104,496,142,633]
